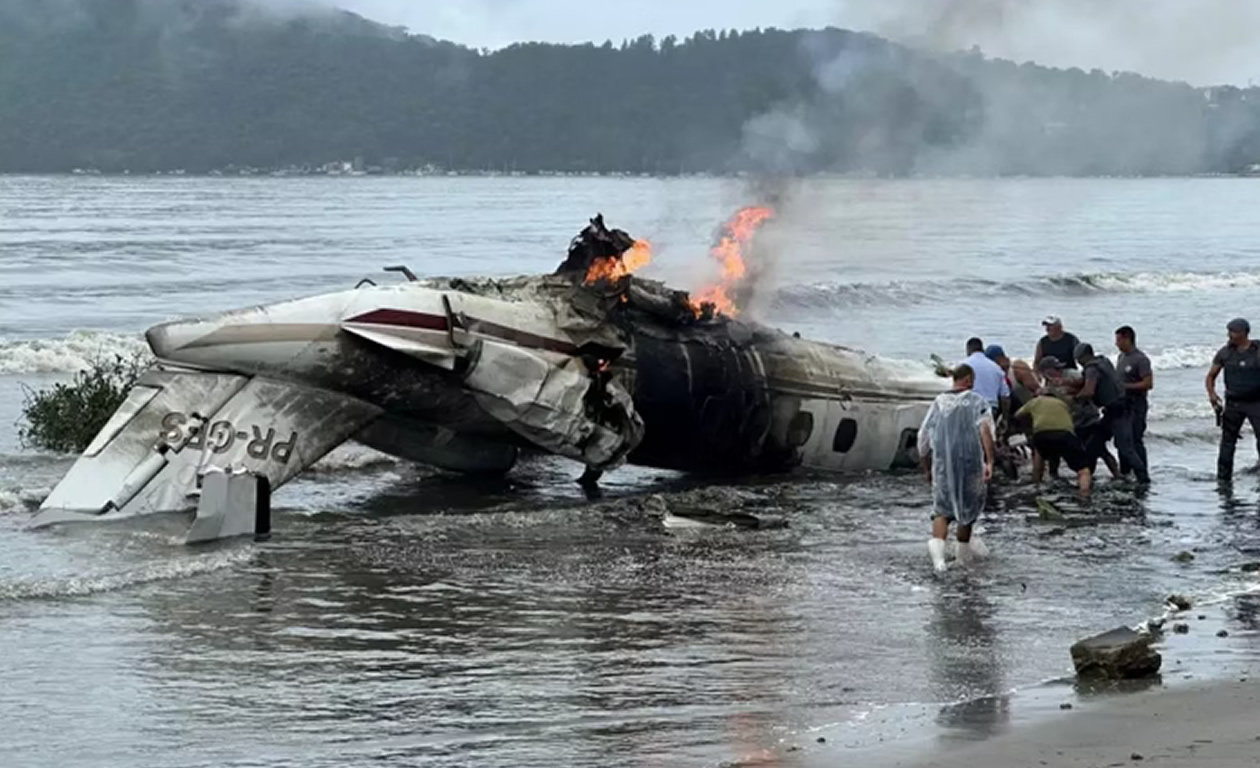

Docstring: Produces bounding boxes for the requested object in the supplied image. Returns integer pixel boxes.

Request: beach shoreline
[888,678,1260,768]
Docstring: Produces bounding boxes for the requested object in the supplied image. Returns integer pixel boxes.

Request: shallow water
[3,176,1260,767]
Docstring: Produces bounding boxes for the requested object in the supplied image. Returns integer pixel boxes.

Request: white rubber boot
[967,534,990,559]
[955,541,974,565]
[928,538,948,573]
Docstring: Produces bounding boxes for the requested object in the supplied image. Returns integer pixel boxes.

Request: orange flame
[690,206,775,317]
[584,239,652,284]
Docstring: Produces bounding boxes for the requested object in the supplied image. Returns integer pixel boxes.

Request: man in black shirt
[1035,315,1081,372]
[1115,325,1153,478]
[1206,318,1260,482]
[1076,342,1150,484]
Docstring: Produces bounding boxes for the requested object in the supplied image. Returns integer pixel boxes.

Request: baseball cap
[1074,342,1094,361]
[984,344,1006,361]
[1037,356,1065,372]
[1042,315,1062,326]
[1227,317,1250,333]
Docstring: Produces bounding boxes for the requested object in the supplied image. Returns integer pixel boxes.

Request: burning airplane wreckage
[31,210,947,541]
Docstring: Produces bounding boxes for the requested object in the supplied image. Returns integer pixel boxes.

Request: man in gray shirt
[1206,318,1260,481]
[1076,342,1149,484]
[1115,325,1153,479]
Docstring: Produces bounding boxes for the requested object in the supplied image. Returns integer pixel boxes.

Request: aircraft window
[832,418,858,453]
[787,411,814,447]
[891,428,920,469]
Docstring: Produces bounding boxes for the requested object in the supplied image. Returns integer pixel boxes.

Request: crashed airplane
[31,214,946,539]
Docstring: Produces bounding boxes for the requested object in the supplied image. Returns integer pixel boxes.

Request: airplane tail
[30,367,382,540]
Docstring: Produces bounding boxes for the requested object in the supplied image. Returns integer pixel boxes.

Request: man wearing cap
[1076,342,1149,484]
[1014,389,1092,495]
[1206,318,1260,482]
[1035,316,1081,372]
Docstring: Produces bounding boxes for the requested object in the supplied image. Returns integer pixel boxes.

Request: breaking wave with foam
[1146,345,1219,371]
[0,331,149,374]
[774,269,1260,310]
[0,547,254,601]
[309,443,400,472]
[0,486,48,515]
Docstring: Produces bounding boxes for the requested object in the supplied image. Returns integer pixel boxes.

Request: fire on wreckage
[30,213,945,537]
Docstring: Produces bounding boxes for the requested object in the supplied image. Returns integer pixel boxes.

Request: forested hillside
[1,0,1259,175]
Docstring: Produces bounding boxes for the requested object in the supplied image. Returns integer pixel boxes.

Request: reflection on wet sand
[927,575,1011,743]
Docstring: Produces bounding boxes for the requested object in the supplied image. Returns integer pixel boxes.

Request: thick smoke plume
[852,0,1260,87]
[725,1,1260,321]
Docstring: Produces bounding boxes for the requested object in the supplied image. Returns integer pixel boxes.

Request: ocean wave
[0,331,149,374]
[773,269,1260,310]
[0,486,50,515]
[1150,400,1216,420]
[0,547,253,601]
[1146,345,1218,371]
[309,443,400,472]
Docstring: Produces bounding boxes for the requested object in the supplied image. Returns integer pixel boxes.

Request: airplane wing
[31,367,382,529]
[340,301,645,472]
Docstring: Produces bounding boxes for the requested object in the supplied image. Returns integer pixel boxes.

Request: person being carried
[1034,315,1081,372]
[1206,318,1260,482]
[985,344,1024,408]
[1010,357,1041,406]
[917,364,996,573]
[1076,342,1150,485]
[1014,391,1092,495]
[1040,356,1120,479]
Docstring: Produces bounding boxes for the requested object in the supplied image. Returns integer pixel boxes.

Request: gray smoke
[728,0,1260,320]
[848,0,1260,87]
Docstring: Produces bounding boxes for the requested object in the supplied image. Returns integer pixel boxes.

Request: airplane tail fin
[31,367,381,540]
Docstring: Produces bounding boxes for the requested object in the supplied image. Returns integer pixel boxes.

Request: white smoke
[838,0,1260,87]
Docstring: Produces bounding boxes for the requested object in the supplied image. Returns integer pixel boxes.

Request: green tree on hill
[1,0,1260,176]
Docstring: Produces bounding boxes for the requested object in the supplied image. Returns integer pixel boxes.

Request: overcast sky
[331,0,1260,87]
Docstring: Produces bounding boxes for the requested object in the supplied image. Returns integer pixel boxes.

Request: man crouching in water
[918,364,996,573]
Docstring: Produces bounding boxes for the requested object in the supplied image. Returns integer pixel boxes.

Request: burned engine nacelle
[613,292,941,476]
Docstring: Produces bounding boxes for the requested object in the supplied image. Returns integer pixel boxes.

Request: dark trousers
[1086,404,1149,483]
[1119,397,1148,477]
[1217,398,1260,480]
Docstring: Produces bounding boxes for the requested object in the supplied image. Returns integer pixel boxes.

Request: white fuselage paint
[142,280,944,476]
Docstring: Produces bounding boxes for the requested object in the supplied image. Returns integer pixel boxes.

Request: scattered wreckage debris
[1070,626,1162,680]
[30,211,942,542]
[1167,594,1193,612]
[598,488,789,531]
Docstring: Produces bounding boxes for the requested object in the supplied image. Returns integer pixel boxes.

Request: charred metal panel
[627,333,781,473]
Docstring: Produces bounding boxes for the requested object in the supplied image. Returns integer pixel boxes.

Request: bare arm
[1125,374,1153,393]
[1079,372,1097,401]
[1033,340,1044,366]
[917,401,938,481]
[1206,363,1223,404]
[981,422,996,481]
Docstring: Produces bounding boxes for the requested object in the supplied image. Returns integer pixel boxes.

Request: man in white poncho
[917,363,996,572]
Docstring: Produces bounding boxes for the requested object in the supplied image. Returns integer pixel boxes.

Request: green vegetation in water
[18,353,150,454]
[930,353,953,378]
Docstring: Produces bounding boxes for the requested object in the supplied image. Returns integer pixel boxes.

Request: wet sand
[895,680,1260,767]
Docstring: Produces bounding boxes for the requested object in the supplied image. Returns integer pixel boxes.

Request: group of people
[916,314,1260,573]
